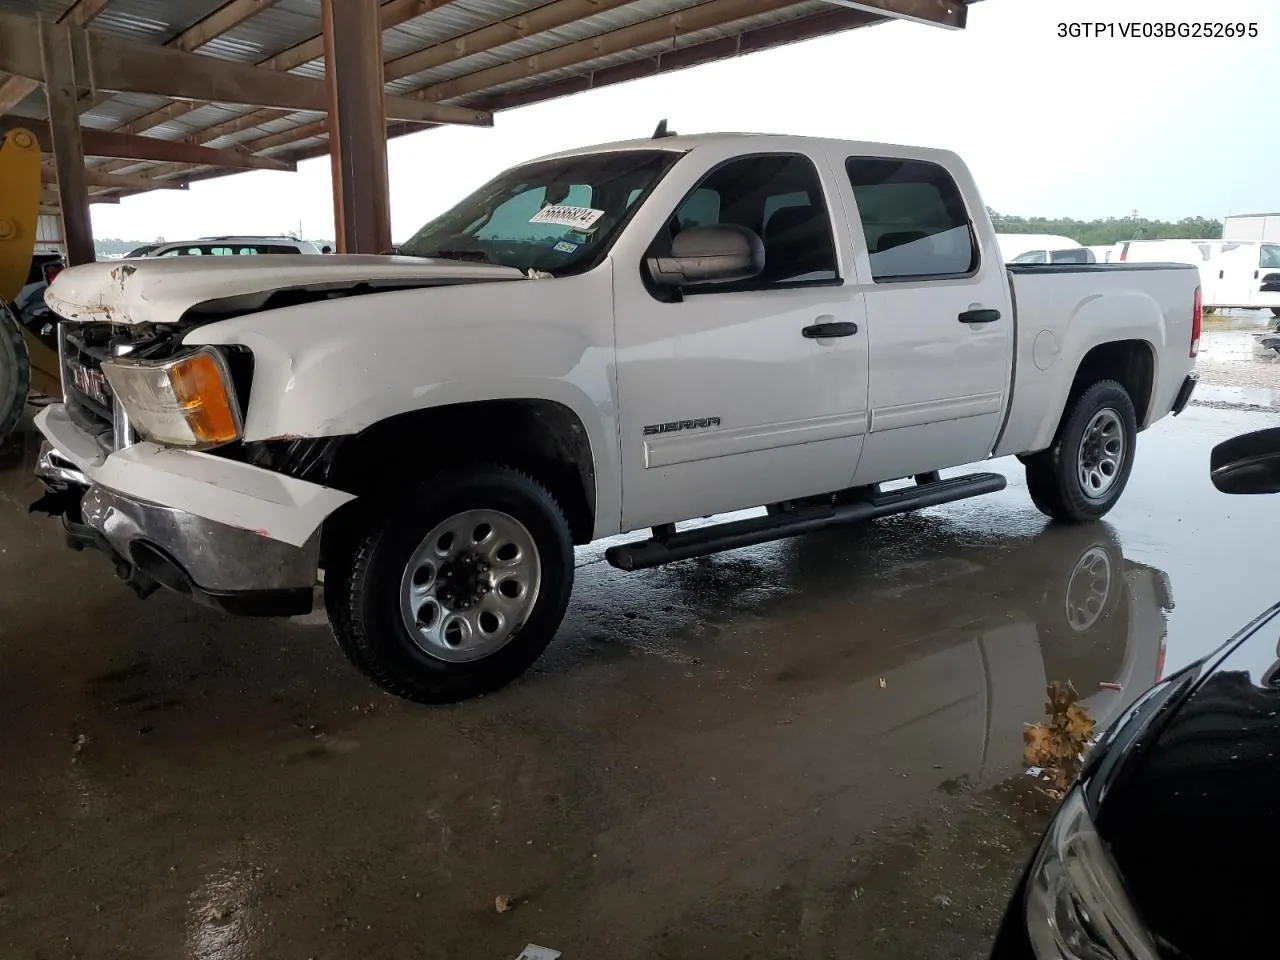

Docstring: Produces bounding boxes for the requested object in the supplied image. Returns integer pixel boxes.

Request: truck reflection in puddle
[632,517,1175,805]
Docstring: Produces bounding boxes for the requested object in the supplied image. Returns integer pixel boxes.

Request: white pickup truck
[31,132,1201,704]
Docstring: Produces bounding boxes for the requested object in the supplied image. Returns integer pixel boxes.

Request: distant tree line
[988,209,1223,246]
[94,238,155,256]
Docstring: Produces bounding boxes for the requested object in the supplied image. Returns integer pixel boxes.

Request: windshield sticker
[553,241,579,254]
[530,205,604,231]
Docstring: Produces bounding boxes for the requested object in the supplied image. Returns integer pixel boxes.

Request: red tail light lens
[1191,285,1202,358]
[42,261,64,284]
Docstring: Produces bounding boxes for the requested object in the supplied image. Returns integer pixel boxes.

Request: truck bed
[994,261,1200,459]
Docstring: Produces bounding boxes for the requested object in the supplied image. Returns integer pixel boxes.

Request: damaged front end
[28,313,344,617]
[30,441,161,600]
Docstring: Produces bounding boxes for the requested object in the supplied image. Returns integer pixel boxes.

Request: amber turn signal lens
[168,351,241,446]
[101,346,243,449]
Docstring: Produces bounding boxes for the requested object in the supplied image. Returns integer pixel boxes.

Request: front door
[832,152,1014,485]
[613,152,869,532]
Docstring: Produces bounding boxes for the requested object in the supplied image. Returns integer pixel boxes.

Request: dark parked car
[11,252,63,347]
[991,426,1280,960]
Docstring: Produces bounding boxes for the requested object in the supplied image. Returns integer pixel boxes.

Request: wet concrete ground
[3,325,1279,960]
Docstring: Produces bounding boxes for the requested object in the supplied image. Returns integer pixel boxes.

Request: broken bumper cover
[32,403,355,616]
[77,484,320,616]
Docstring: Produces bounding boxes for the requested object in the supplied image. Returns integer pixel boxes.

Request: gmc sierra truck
[30,132,1201,704]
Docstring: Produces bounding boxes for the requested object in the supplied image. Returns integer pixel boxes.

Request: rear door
[830,152,1013,484]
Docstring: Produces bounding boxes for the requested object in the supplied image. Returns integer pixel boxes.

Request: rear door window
[844,157,977,281]
[1260,244,1280,270]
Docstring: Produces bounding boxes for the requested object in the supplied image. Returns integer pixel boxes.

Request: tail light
[42,261,64,284]
[1191,285,1202,358]
[1118,244,1127,262]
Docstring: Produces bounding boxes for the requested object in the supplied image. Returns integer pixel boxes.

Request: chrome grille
[58,322,134,449]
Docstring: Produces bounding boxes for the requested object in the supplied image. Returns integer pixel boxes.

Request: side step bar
[604,472,1007,571]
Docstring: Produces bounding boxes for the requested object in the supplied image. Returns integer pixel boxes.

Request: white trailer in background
[1223,214,1280,242]
[1114,239,1280,315]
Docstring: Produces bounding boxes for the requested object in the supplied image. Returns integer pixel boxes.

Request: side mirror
[1210,427,1280,494]
[646,224,764,288]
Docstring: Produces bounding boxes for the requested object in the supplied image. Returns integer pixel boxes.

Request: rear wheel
[1025,379,1137,523]
[0,302,30,445]
[324,465,575,704]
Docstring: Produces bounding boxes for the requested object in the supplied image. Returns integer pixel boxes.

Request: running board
[604,472,1008,571]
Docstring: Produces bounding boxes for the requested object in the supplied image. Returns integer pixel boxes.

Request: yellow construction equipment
[0,127,41,301]
[1,126,62,443]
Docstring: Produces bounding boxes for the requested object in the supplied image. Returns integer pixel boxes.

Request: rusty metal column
[38,21,94,265]
[321,0,392,255]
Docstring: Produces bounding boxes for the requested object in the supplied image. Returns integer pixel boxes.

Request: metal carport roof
[0,0,972,253]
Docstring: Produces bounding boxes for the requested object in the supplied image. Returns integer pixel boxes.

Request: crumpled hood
[44,253,526,326]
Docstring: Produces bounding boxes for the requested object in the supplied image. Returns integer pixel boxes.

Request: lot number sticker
[531,204,604,230]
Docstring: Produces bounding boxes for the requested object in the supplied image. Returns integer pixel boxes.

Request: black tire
[0,302,30,445]
[1024,379,1137,523]
[324,465,575,704]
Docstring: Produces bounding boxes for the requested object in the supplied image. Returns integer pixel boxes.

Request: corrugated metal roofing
[0,0,73,18]
[6,0,961,202]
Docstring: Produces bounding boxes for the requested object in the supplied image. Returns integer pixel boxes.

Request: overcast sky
[89,0,1278,242]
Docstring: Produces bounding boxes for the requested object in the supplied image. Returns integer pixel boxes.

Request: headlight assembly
[1024,788,1160,960]
[101,346,243,449]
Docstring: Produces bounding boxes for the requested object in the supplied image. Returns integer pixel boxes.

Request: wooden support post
[322,0,392,255]
[38,21,94,265]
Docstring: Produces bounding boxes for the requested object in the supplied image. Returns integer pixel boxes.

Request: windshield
[1260,244,1280,270]
[398,149,681,275]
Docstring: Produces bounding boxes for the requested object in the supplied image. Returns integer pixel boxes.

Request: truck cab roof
[529,131,966,166]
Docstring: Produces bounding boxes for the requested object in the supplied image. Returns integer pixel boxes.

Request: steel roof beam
[0,0,112,112]
[280,7,887,165]
[816,0,965,28]
[0,116,294,170]
[41,167,190,191]
[0,12,492,125]
[418,0,811,103]
[106,0,456,144]
[183,0,831,162]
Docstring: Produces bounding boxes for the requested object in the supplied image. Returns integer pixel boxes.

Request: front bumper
[82,483,320,616]
[34,443,320,616]
[1171,371,1198,416]
[32,403,354,616]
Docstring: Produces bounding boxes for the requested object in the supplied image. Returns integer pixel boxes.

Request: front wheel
[325,466,575,704]
[1025,379,1137,523]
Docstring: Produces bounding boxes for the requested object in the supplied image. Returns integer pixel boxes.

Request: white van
[995,233,1094,264]
[1114,239,1280,314]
